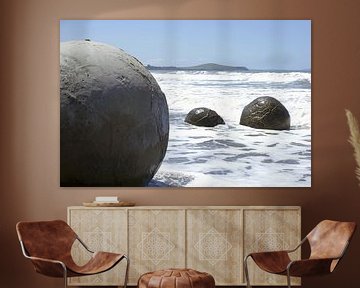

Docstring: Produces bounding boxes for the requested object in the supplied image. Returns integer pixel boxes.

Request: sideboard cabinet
[67,206,301,286]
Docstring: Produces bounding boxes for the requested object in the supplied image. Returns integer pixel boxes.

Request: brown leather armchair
[16,220,129,288]
[244,220,356,288]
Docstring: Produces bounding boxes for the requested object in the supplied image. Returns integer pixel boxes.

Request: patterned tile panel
[244,209,301,286]
[138,227,175,264]
[68,208,127,286]
[128,209,186,284]
[187,209,243,285]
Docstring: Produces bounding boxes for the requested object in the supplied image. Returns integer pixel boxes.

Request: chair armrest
[76,236,94,253]
[287,258,335,277]
[19,240,67,277]
[246,251,292,274]
[285,237,307,253]
[25,255,67,278]
[25,255,65,265]
[247,250,290,258]
[245,236,306,259]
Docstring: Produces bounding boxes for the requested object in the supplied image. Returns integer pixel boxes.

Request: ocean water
[150,70,311,187]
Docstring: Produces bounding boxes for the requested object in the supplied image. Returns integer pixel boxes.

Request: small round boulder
[240,96,290,130]
[185,107,225,127]
[60,40,169,186]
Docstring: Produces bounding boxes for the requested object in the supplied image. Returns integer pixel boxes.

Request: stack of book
[82,196,135,207]
[93,196,119,204]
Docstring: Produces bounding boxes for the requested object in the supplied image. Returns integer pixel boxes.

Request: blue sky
[60,20,311,70]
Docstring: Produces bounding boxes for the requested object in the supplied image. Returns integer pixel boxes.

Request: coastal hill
[146,63,249,71]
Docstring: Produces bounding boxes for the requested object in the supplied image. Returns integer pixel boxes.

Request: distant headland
[146,63,249,71]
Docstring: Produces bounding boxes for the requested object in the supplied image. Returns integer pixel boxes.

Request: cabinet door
[243,209,301,286]
[187,209,243,285]
[68,208,127,286]
[128,209,186,284]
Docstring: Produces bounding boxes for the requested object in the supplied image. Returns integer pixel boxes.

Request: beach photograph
[60,20,311,187]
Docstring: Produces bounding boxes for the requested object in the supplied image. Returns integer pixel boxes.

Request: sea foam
[151,70,311,187]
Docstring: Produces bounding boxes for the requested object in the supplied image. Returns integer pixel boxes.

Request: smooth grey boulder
[240,96,290,130]
[185,107,225,127]
[60,40,169,186]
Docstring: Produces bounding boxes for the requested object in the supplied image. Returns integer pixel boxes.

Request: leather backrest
[16,220,77,261]
[307,220,356,260]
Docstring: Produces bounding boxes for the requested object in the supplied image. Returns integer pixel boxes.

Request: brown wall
[1,0,360,287]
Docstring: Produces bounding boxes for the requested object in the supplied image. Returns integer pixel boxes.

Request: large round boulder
[60,40,169,186]
[240,96,290,130]
[185,107,225,127]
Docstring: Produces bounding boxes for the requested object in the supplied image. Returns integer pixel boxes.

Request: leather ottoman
[138,268,215,288]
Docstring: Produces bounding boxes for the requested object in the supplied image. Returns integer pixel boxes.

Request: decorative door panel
[68,208,127,286]
[128,209,186,284]
[187,209,243,285]
[243,209,301,286]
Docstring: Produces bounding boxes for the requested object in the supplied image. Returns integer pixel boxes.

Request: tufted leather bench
[138,268,215,288]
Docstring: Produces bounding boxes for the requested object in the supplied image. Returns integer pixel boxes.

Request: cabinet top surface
[68,205,301,210]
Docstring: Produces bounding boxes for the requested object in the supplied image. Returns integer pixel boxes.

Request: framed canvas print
[60,20,311,187]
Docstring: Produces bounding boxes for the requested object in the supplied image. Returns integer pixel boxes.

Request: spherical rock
[240,96,290,130]
[60,40,169,186]
[185,107,225,127]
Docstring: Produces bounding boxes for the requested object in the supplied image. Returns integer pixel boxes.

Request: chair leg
[123,255,130,288]
[286,269,291,288]
[244,255,252,288]
[62,264,68,288]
